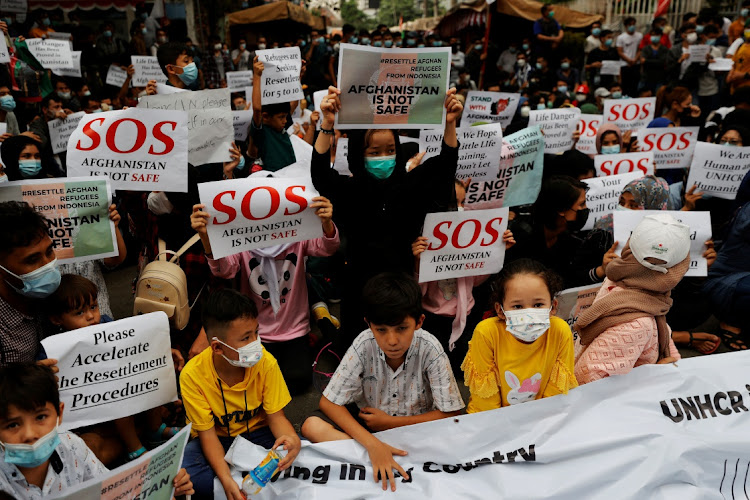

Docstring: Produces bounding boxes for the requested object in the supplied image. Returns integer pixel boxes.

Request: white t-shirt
[616,31,643,61]
[231,48,251,71]
[584,35,600,54]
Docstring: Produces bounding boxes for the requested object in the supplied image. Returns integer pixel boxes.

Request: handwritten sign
[419,123,503,181]
[528,108,581,154]
[49,111,85,154]
[593,151,654,177]
[26,38,74,69]
[233,110,253,141]
[638,126,699,170]
[256,46,304,105]
[0,0,27,13]
[602,97,656,132]
[686,142,750,200]
[131,55,167,86]
[688,44,710,64]
[463,91,520,129]
[582,171,642,230]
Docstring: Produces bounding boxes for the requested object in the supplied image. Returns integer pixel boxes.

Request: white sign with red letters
[638,126,700,170]
[602,97,656,132]
[575,113,602,156]
[593,151,654,177]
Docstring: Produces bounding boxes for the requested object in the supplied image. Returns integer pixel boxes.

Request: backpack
[133,235,202,330]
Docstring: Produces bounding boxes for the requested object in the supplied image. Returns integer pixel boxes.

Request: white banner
[226,70,254,90]
[26,38,74,69]
[219,351,750,499]
[686,142,750,200]
[256,47,304,105]
[131,55,167,86]
[528,108,580,154]
[197,177,323,259]
[66,108,189,192]
[51,50,81,78]
[602,97,656,132]
[463,91,520,129]
[593,151,654,177]
[233,110,253,141]
[582,171,642,230]
[465,125,544,209]
[418,208,509,282]
[51,426,190,500]
[613,210,712,277]
[638,126,699,170]
[419,123,503,181]
[105,64,128,87]
[137,88,232,165]
[575,113,602,156]
[41,312,178,430]
[49,111,85,154]
[0,35,9,64]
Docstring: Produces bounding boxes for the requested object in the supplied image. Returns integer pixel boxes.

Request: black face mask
[566,208,590,232]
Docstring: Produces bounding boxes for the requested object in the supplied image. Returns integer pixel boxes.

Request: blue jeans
[181,426,276,499]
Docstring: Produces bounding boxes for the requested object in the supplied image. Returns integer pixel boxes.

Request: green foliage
[341,0,376,30]
[375,0,420,26]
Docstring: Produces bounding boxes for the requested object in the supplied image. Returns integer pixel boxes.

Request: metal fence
[565,0,709,30]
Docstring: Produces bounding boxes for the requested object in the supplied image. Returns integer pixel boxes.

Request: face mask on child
[601,144,621,154]
[214,337,263,368]
[501,307,552,342]
[364,155,396,180]
[177,62,198,86]
[1,419,61,468]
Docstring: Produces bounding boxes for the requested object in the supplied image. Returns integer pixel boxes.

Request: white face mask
[501,307,552,343]
[615,204,632,211]
[214,337,263,368]
[686,33,698,44]
[520,105,531,118]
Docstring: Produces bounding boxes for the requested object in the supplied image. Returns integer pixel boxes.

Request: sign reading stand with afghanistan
[418,208,509,283]
[463,91,520,128]
[0,177,117,264]
[335,44,450,129]
[197,177,323,259]
[41,312,178,430]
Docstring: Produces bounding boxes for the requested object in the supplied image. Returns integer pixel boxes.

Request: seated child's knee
[301,416,329,439]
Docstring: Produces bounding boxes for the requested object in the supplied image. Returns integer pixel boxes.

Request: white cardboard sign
[638,126,699,170]
[419,123,503,181]
[0,36,9,64]
[232,110,253,141]
[105,64,128,87]
[26,38,74,69]
[49,111,86,154]
[256,47,304,105]
[131,55,167,86]
[51,50,81,78]
[528,108,581,154]
[575,113,602,156]
[582,171,642,230]
[602,97,656,132]
[686,142,750,200]
[463,91,520,129]
[226,70,254,90]
[593,151,654,177]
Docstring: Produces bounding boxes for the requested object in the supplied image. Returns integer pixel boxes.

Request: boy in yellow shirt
[180,289,300,500]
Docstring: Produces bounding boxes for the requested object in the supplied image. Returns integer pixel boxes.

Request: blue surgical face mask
[743,8,750,17]
[615,203,632,211]
[362,37,370,45]
[434,41,443,47]
[384,40,393,48]
[627,25,636,33]
[317,37,325,44]
[141,27,148,35]
[706,38,716,46]
[651,35,661,44]
[592,27,601,36]
[522,43,529,50]
[103,30,112,37]
[696,25,704,34]
[0,258,61,298]
[141,12,148,19]
[611,91,622,99]
[350,36,359,44]
[0,95,15,111]
[723,142,739,147]
[536,62,543,70]
[1,419,60,468]
[558,85,568,94]
[475,44,483,50]
[537,103,546,110]
[42,18,51,26]
[373,41,382,47]
[237,155,246,170]
[18,159,42,178]
[604,38,613,47]
[601,144,621,154]
[561,62,570,69]
[177,62,198,85]
[364,155,396,180]
[406,38,415,46]
[418,43,425,48]
[548,10,555,18]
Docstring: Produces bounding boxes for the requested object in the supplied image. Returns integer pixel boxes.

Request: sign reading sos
[602,97,656,131]
[427,217,505,250]
[75,117,178,155]
[594,152,655,177]
[211,185,309,225]
[638,127,700,169]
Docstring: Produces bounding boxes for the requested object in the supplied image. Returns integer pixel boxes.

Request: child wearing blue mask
[310,86,462,352]
[146,42,199,95]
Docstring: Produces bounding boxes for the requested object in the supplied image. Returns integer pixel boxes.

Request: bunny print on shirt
[505,371,542,405]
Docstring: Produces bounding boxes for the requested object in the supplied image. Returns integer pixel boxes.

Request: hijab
[595,123,623,154]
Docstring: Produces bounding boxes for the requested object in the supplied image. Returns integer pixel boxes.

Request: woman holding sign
[311,86,462,350]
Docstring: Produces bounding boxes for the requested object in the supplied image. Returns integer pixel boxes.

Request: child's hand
[358,407,393,432]
[126,64,135,76]
[444,88,463,124]
[223,142,241,178]
[219,476,245,500]
[412,236,428,258]
[503,230,516,249]
[253,55,264,77]
[310,196,335,236]
[37,358,59,382]
[310,110,320,125]
[146,79,157,95]
[682,184,703,211]
[320,86,341,127]
[172,468,194,498]
[365,439,409,491]
[171,348,185,371]
[273,434,301,471]
[703,239,717,268]
[190,204,210,236]
[108,204,121,224]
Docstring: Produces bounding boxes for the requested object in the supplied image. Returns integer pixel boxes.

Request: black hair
[41,93,62,109]
[490,259,564,311]
[703,24,720,36]
[261,101,291,116]
[733,85,750,106]
[0,363,60,419]
[343,23,355,35]
[600,29,613,38]
[679,22,696,34]
[202,289,258,339]
[546,149,596,180]
[541,4,550,14]
[0,202,49,257]
[682,12,697,22]
[47,274,99,317]
[624,17,636,25]
[533,175,589,230]
[362,272,422,326]
[157,42,189,74]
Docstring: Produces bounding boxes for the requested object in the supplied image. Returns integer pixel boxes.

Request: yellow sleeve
[261,356,292,415]
[544,318,579,397]
[180,361,216,432]
[461,319,502,413]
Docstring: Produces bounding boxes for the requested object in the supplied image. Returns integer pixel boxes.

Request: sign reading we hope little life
[41,312,178,430]
[686,142,750,200]
[66,108,189,192]
[418,208,510,283]
[256,47,304,105]
[335,44,451,129]
[419,123,503,181]
[197,177,324,259]
[528,108,581,153]
[0,177,118,264]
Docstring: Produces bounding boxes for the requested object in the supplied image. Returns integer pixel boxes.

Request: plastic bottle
[241,449,281,496]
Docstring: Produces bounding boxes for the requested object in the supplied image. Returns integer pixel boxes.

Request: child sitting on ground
[0,362,193,498]
[301,272,464,492]
[463,259,578,412]
[180,289,300,500]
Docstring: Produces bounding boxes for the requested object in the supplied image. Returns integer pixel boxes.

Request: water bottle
[241,449,281,496]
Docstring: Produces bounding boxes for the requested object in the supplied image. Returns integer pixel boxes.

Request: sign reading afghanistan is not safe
[335,44,450,129]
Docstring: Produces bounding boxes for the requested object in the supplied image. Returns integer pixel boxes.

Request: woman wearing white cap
[573,213,690,384]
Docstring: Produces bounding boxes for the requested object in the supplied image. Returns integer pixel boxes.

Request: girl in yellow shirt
[462,258,578,412]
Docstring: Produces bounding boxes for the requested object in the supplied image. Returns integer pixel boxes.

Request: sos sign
[594,152,655,177]
[638,127,699,169]
[603,97,656,130]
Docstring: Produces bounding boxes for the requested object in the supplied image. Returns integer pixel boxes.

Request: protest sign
[66,108,189,192]
[581,171,642,230]
[688,44,710,63]
[463,91,520,129]
[219,351,750,500]
[528,108,580,154]
[256,46,304,105]
[289,135,312,168]
[333,137,352,176]
[41,312,177,430]
[155,83,187,94]
[26,38,74,69]
[312,89,327,130]
[600,60,624,76]
[708,57,734,71]
[0,0,26,13]
[105,64,128,87]
[335,44,450,129]
[138,88,232,165]
[52,51,82,78]
[47,31,72,42]
[419,123,503,181]
[244,86,253,103]
[638,126,699,170]
[49,111,85,154]
[602,97,656,131]
[0,35,11,64]
[0,177,117,263]
[613,210,712,277]
[686,142,750,200]
[233,110,253,141]
[197,177,323,259]
[465,125,544,209]
[226,70,254,90]
[554,282,602,357]
[131,55,167,86]
[52,426,190,500]
[575,113,602,156]
[593,151,654,177]
[418,208,509,282]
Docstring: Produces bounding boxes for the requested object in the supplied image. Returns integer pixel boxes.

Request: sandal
[686,332,721,355]
[718,328,748,351]
[127,446,146,461]
[147,423,179,447]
